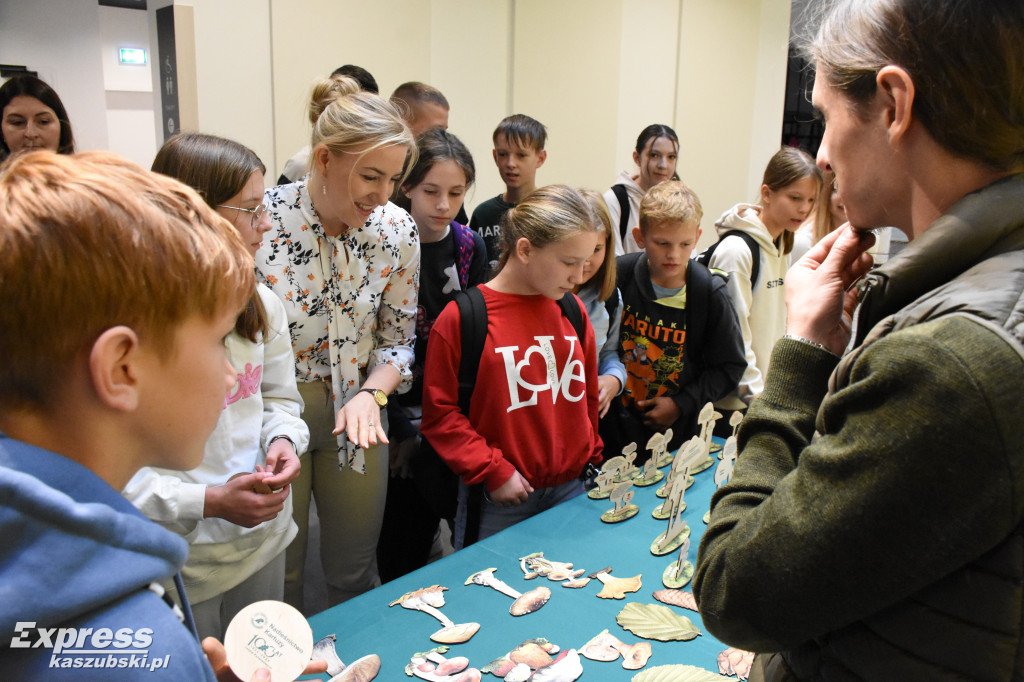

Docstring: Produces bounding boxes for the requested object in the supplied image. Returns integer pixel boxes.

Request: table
[305,441,731,681]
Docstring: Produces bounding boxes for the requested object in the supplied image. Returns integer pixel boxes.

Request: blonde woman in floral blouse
[256,75,419,609]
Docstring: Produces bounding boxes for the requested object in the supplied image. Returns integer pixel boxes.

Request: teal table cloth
[305,441,733,680]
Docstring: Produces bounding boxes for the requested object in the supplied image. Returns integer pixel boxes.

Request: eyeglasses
[217,202,268,227]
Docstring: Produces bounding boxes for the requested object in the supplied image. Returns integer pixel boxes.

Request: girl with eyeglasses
[123,132,308,640]
[256,75,419,610]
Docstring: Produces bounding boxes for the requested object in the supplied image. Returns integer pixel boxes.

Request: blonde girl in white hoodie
[709,147,821,409]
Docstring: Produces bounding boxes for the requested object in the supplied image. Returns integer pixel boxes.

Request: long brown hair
[152,132,269,342]
[760,147,821,255]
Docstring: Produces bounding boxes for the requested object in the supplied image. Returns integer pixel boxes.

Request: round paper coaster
[224,600,313,682]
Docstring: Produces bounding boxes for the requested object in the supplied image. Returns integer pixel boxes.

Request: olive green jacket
[695,174,1024,681]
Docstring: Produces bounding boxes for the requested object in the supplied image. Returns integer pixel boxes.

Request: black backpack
[610,183,631,242]
[695,230,761,289]
[417,288,587,547]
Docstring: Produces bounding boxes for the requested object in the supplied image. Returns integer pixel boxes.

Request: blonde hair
[0,151,253,410]
[496,185,599,271]
[812,170,843,244]
[307,75,417,179]
[639,180,703,233]
[579,189,617,303]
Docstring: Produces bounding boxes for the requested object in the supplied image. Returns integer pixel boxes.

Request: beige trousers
[284,381,388,610]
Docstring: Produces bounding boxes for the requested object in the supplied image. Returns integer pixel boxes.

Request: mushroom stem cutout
[311,634,381,681]
[465,568,551,616]
[389,586,480,644]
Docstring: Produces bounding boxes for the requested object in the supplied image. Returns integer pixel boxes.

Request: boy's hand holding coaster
[221,601,317,682]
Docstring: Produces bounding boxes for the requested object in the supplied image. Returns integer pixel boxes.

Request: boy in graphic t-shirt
[612,181,745,457]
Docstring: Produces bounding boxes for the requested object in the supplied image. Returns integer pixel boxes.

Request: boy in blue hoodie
[0,151,322,680]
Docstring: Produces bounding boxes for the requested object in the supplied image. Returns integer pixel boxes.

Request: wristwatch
[359,387,388,407]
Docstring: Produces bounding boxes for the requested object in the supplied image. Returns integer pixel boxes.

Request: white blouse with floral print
[255,179,419,473]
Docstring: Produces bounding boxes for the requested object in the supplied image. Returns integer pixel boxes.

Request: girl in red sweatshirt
[422,184,604,548]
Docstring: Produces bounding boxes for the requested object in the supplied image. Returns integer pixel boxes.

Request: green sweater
[694,174,1024,680]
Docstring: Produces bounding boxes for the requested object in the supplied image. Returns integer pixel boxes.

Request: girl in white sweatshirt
[709,147,822,408]
[603,124,680,255]
[124,133,309,639]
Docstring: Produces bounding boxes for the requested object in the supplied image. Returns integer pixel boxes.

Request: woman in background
[0,75,74,162]
[791,169,847,262]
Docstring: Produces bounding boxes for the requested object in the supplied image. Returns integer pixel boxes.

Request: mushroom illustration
[589,567,643,599]
[404,645,481,682]
[617,642,652,670]
[465,568,550,616]
[580,630,621,662]
[519,552,588,587]
[482,639,560,678]
[389,585,480,644]
[528,649,584,681]
[579,630,651,671]
[311,634,381,682]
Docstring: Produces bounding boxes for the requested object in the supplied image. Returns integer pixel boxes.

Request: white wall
[0,0,108,154]
[268,0,441,186]
[676,0,791,244]
[512,0,625,195]
[0,1,162,168]
[613,0,680,175]
[3,0,793,233]
[187,0,276,176]
[429,0,511,208]
[98,4,158,169]
[260,0,791,237]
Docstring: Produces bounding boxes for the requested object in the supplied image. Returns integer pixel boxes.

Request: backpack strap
[610,184,631,242]
[451,221,475,290]
[683,260,712,363]
[726,230,761,289]
[557,292,586,342]
[454,287,487,420]
[453,287,487,546]
[697,230,761,289]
